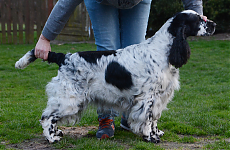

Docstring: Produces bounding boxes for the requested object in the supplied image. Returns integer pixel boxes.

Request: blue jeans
[84,0,152,117]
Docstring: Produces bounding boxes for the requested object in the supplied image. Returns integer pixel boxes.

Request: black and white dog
[15,10,216,143]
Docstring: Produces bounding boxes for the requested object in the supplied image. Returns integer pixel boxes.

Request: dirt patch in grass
[6,126,97,150]
[6,137,54,150]
[6,126,229,150]
[59,126,98,138]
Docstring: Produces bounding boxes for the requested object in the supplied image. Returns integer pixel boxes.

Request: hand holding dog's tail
[15,49,37,69]
[15,49,66,69]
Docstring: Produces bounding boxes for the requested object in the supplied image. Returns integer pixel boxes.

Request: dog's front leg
[128,98,164,143]
[40,115,63,143]
[142,109,162,143]
[142,116,165,143]
[152,120,164,137]
[142,116,154,142]
[150,120,164,143]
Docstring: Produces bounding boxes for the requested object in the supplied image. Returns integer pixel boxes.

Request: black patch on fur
[78,50,117,64]
[48,52,66,67]
[29,49,37,63]
[168,12,195,68]
[49,129,54,135]
[168,26,190,68]
[57,131,63,137]
[168,12,201,37]
[105,61,133,90]
[41,115,48,121]
[51,119,57,124]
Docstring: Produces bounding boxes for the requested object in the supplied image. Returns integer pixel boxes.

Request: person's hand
[201,15,207,22]
[35,34,51,61]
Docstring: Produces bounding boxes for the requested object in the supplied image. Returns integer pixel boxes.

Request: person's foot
[120,115,131,131]
[96,116,115,139]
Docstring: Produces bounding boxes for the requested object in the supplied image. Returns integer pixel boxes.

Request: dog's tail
[15,49,66,69]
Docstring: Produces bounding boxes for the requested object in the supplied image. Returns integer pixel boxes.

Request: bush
[147,0,230,35]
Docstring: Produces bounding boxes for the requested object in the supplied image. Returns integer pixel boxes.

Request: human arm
[35,0,83,60]
[181,0,203,15]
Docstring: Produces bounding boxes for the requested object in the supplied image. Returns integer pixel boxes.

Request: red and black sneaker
[96,116,115,140]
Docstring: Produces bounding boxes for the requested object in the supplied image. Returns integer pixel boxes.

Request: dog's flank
[105,61,133,90]
[15,10,216,144]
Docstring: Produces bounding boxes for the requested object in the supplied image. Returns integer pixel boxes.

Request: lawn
[0,40,229,149]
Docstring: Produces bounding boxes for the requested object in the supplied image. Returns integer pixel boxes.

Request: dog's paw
[44,131,62,143]
[150,134,161,143]
[156,130,164,137]
[143,135,151,142]
[46,135,62,143]
[142,135,161,143]
[56,129,64,137]
[42,122,63,143]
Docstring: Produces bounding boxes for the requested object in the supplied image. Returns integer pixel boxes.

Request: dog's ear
[169,25,190,68]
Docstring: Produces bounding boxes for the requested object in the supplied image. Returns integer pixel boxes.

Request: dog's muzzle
[205,20,216,36]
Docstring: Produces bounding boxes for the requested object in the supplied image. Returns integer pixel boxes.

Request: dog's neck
[146,18,174,54]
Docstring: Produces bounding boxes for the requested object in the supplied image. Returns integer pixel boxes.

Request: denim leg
[84,0,121,50]
[84,0,151,118]
[84,0,151,49]
[119,0,152,48]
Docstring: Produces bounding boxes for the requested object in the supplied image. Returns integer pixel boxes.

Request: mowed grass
[0,40,229,149]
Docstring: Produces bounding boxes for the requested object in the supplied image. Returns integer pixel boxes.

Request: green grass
[0,40,229,149]
[159,41,230,136]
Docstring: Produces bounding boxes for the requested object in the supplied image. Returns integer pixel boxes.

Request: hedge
[147,0,230,35]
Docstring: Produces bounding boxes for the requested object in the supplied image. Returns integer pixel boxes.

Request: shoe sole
[98,134,114,140]
[120,123,131,131]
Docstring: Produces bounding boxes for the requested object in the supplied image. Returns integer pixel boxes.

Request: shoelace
[98,118,114,130]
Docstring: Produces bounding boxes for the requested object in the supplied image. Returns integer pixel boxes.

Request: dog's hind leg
[40,113,63,143]
[40,69,87,143]
[40,99,85,143]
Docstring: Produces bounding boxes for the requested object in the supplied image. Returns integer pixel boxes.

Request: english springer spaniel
[15,10,216,143]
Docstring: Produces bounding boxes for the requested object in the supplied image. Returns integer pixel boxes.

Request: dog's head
[168,10,216,68]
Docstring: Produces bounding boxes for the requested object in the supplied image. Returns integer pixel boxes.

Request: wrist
[39,34,50,42]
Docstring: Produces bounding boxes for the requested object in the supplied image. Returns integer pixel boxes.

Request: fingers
[201,15,207,22]
[35,48,50,60]
[35,34,51,61]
